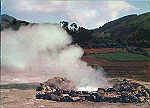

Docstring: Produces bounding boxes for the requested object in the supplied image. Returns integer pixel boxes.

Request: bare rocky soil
[1,89,150,108]
[35,78,150,103]
[1,79,150,108]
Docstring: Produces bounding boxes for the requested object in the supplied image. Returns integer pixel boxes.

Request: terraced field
[82,48,150,82]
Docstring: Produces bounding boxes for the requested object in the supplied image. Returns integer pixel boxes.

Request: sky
[1,0,150,29]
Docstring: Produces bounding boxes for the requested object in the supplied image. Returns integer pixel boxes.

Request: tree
[70,23,78,32]
[60,21,69,31]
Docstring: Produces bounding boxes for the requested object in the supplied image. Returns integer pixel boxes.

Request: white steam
[1,24,109,89]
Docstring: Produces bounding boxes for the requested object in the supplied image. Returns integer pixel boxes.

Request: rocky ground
[1,89,150,108]
[1,78,150,108]
[35,78,150,103]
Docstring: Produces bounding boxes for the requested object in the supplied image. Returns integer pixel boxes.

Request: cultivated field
[82,48,150,82]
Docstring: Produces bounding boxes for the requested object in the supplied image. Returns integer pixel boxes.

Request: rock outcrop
[43,77,76,90]
[36,78,150,103]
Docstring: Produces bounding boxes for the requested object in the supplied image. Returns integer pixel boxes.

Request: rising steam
[1,24,109,90]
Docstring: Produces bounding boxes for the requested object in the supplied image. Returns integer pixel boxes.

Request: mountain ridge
[1,12,150,48]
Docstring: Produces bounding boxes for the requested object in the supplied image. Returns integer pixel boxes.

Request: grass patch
[88,51,150,62]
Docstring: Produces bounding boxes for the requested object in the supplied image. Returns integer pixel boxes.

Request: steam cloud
[1,24,109,90]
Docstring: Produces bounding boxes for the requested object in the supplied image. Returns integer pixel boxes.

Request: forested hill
[1,14,30,31]
[90,12,150,48]
[1,12,150,48]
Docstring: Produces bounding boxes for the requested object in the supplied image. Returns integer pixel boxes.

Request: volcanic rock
[43,77,76,90]
[35,78,150,103]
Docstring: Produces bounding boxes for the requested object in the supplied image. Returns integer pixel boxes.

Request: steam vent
[36,77,150,103]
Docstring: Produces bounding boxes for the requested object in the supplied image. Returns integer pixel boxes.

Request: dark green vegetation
[0,83,39,90]
[91,12,150,48]
[87,51,150,62]
[1,14,30,31]
[62,12,150,48]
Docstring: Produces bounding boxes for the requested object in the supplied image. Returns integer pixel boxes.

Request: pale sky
[1,0,150,29]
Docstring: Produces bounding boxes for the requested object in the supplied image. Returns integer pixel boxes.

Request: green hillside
[90,12,150,48]
[88,51,150,62]
[1,12,150,48]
